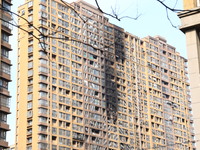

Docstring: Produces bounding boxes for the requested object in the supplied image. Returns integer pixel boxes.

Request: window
[28,78,33,84]
[28,40,33,45]
[27,102,33,109]
[52,62,57,69]
[38,116,47,123]
[58,11,68,20]
[58,19,69,27]
[0,112,7,123]
[2,32,9,42]
[52,39,57,45]
[1,62,10,74]
[39,91,48,98]
[39,27,48,34]
[38,99,48,107]
[39,19,47,25]
[52,78,57,84]
[52,127,57,134]
[52,110,57,117]
[59,129,70,136]
[59,112,70,120]
[52,70,57,77]
[59,96,70,104]
[2,18,11,29]
[39,66,48,73]
[27,146,32,150]
[59,72,70,80]
[51,16,56,22]
[3,1,11,11]
[27,93,33,100]
[0,95,10,107]
[40,0,46,3]
[28,1,33,7]
[39,58,48,65]
[39,125,47,132]
[28,46,33,53]
[38,143,48,149]
[39,75,48,81]
[52,46,56,53]
[38,134,47,141]
[58,3,68,12]
[0,130,6,140]
[28,55,33,60]
[52,94,57,101]
[28,61,33,69]
[27,110,33,118]
[0,79,8,89]
[52,102,57,109]
[39,83,48,89]
[57,26,69,35]
[28,9,33,14]
[28,69,33,76]
[1,47,9,58]
[51,1,56,7]
[59,80,70,89]
[39,4,46,10]
[51,8,56,15]
[39,107,48,114]
[28,15,33,22]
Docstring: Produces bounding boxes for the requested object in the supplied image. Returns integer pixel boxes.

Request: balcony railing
[2,20,12,31]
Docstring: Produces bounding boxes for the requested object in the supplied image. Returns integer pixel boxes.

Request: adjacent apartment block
[178,0,200,149]
[0,0,12,149]
[16,0,195,149]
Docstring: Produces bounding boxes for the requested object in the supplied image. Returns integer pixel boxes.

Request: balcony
[0,140,9,148]
[1,40,11,49]
[0,71,11,81]
[1,55,11,64]
[1,11,12,23]
[0,122,10,131]
[1,22,12,35]
[0,105,10,114]
[0,88,10,96]
[4,0,12,5]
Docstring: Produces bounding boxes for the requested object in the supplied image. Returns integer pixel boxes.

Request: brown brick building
[0,0,12,149]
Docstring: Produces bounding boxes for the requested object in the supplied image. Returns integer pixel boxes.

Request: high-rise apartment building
[178,0,200,149]
[0,0,12,149]
[16,0,195,149]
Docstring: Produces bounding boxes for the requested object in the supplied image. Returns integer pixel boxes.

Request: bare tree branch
[3,0,199,61]
[0,18,38,41]
[60,0,87,23]
[165,8,178,28]
[0,4,43,35]
[119,14,142,20]
[0,4,51,57]
[95,0,141,21]
[155,0,197,28]
[0,3,120,63]
[156,0,195,12]
[173,0,179,9]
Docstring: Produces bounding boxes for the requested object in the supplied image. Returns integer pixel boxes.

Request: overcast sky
[8,0,186,145]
